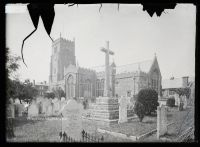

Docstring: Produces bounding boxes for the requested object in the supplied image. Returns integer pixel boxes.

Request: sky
[6,4,196,83]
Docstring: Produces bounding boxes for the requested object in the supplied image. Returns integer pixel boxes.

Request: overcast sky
[6,4,196,83]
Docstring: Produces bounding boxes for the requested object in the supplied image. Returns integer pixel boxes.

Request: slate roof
[91,59,154,74]
[116,60,153,74]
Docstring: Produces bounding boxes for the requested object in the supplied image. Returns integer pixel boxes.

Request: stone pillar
[118,96,128,123]
[104,41,110,97]
[157,105,167,139]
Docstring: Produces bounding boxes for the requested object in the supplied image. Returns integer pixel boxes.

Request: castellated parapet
[49,37,76,88]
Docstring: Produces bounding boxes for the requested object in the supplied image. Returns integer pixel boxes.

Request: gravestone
[38,102,43,114]
[183,95,187,109]
[52,98,60,115]
[47,99,53,116]
[14,98,20,104]
[15,104,25,117]
[60,97,66,111]
[118,96,128,123]
[174,93,179,106]
[157,105,167,139]
[60,98,83,141]
[7,98,15,118]
[28,100,39,117]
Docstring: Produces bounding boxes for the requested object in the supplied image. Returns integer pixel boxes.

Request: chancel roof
[91,59,153,74]
[116,60,153,74]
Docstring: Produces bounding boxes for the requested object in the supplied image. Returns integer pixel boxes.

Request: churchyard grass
[7,106,194,142]
[138,106,194,142]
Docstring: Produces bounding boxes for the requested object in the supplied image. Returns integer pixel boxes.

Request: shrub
[137,88,159,115]
[166,97,175,107]
[134,101,145,122]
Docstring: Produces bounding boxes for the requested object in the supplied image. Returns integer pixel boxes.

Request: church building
[49,36,162,99]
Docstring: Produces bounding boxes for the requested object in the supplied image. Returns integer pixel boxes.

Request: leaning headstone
[157,105,167,139]
[60,98,83,141]
[118,96,128,123]
[28,100,39,117]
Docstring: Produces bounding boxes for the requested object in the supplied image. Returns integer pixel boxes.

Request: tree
[52,88,65,99]
[134,101,145,122]
[6,48,21,102]
[137,88,159,115]
[44,92,55,99]
[21,79,38,103]
[172,88,191,98]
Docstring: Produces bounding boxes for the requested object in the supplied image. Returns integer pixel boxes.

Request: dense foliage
[44,92,55,99]
[137,88,159,115]
[6,48,38,103]
[172,88,191,98]
[134,101,145,122]
[53,88,65,99]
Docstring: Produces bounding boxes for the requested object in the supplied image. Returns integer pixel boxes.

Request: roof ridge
[116,59,153,68]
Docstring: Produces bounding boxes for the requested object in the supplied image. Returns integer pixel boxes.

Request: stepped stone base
[89,97,119,126]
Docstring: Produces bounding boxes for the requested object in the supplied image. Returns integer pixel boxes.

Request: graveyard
[6,39,195,142]
[7,96,194,142]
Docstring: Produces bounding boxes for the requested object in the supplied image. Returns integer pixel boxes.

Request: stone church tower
[49,35,76,90]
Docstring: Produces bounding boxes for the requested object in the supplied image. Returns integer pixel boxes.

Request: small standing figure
[6,98,15,139]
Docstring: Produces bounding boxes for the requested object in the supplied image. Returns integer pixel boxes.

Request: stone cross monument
[101,41,114,97]
[89,41,118,126]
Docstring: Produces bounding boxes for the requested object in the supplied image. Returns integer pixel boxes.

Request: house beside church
[49,36,162,100]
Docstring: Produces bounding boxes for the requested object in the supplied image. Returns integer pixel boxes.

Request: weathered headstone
[60,98,83,141]
[52,98,60,115]
[118,96,128,123]
[14,98,20,104]
[47,99,53,116]
[157,105,167,139]
[15,104,25,117]
[28,100,39,117]
[60,97,66,111]
[183,95,187,109]
[174,93,179,106]
[7,98,15,118]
